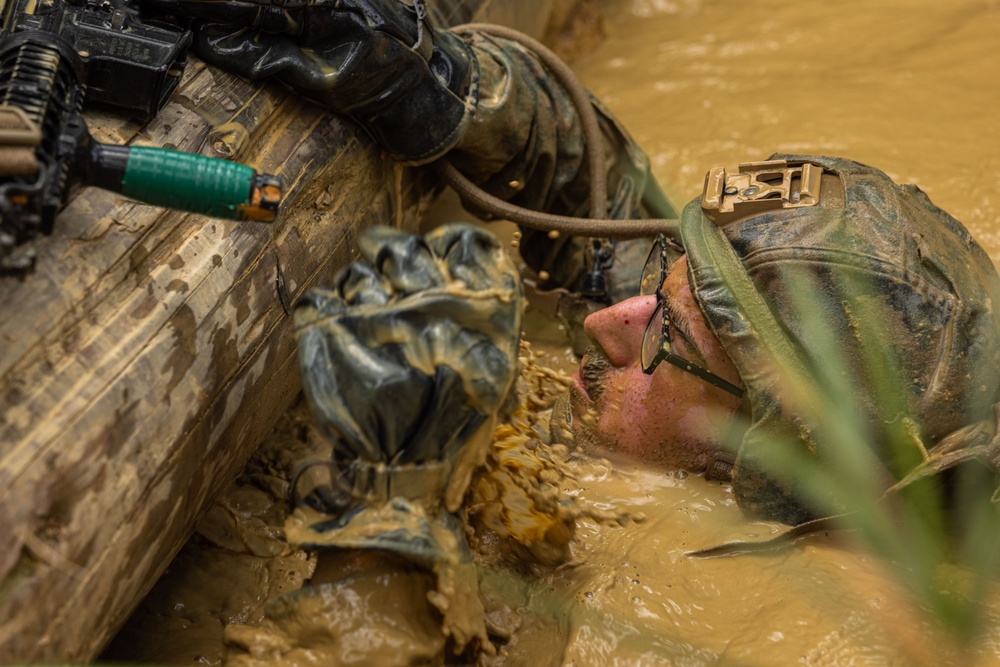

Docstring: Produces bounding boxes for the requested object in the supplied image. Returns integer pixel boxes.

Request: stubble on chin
[579,346,612,404]
[570,346,616,451]
[569,348,719,471]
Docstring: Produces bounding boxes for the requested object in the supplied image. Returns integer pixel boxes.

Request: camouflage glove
[288,223,522,564]
[149,0,478,164]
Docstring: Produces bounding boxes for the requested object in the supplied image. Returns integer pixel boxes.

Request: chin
[567,384,611,451]
[567,396,719,472]
[568,387,643,463]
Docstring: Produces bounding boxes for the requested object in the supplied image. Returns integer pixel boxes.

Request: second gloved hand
[293,223,522,515]
[279,224,520,657]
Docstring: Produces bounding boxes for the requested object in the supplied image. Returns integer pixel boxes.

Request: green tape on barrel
[122,146,255,221]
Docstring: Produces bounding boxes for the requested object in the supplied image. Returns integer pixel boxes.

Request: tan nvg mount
[701,159,822,225]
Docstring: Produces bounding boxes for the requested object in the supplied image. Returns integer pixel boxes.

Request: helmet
[682,154,1000,524]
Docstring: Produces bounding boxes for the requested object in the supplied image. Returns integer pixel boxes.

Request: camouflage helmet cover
[682,154,1000,524]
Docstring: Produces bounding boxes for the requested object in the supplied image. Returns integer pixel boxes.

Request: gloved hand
[292,223,522,527]
[270,225,519,659]
[148,0,478,164]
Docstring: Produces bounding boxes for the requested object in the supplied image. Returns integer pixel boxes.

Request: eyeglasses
[639,234,744,397]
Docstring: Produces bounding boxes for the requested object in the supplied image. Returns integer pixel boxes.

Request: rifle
[0,0,283,274]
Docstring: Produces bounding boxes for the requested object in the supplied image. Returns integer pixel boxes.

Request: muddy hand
[144,0,478,163]
[294,223,522,511]
[144,0,418,34]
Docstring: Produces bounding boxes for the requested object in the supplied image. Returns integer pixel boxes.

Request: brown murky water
[554,2,1000,662]
[582,0,1000,264]
[107,1,1000,665]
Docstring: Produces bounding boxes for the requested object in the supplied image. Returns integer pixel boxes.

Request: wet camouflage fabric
[683,154,1000,524]
[448,29,653,299]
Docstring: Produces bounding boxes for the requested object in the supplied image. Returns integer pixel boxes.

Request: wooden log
[0,0,560,661]
[0,70,424,663]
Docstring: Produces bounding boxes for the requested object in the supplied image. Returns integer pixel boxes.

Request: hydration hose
[437,23,681,241]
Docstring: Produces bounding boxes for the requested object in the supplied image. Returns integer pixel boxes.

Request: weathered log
[0,0,561,661]
[0,71,421,664]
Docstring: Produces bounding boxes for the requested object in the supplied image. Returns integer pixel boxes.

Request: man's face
[570,255,743,470]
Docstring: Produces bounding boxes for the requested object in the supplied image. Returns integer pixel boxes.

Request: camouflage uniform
[447,29,654,298]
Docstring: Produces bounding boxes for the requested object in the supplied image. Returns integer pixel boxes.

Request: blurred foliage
[739,266,1000,643]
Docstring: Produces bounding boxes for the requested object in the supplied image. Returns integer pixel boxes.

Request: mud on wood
[0,57,436,662]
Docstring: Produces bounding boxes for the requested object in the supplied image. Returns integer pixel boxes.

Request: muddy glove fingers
[336,263,392,306]
[294,280,434,463]
[358,226,446,295]
[425,224,511,292]
[143,0,389,35]
[152,0,422,40]
[377,224,521,425]
[185,2,428,92]
[294,224,522,505]
[188,21,314,81]
[295,313,467,463]
[189,19,380,93]
[358,225,511,296]
[142,0,305,32]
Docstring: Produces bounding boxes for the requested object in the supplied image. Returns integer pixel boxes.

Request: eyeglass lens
[641,301,665,369]
[640,241,661,297]
[640,236,684,297]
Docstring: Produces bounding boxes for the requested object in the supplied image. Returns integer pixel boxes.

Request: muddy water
[580,0,1000,263]
[538,1,1000,663]
[477,347,1000,665]
[107,1,1000,665]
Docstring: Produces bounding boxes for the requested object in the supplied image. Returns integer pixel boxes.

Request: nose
[582,294,658,367]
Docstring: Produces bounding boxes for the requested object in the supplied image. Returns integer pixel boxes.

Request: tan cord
[441,23,680,240]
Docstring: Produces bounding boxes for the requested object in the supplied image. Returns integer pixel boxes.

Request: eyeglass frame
[640,234,745,398]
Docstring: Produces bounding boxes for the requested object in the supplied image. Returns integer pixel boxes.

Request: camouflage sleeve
[447,31,654,295]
